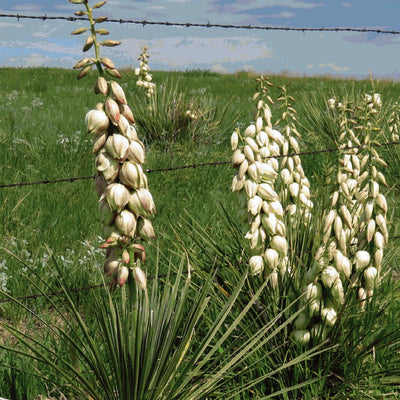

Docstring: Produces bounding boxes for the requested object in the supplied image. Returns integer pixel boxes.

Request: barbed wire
[1,140,400,190]
[0,272,169,304]
[1,13,400,35]
[1,231,400,304]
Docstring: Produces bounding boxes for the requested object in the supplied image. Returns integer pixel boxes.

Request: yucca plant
[130,76,241,147]
[0,245,327,400]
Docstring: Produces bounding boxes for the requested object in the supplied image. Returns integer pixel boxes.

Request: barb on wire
[0,13,400,35]
[1,141,400,189]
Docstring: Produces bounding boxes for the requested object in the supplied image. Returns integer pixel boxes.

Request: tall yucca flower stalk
[231,76,288,289]
[294,100,363,343]
[352,93,388,306]
[387,101,400,142]
[135,45,156,99]
[275,85,313,223]
[70,0,156,290]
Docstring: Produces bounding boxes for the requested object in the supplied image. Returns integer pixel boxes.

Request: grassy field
[1,67,400,399]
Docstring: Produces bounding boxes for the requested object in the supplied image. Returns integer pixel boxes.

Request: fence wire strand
[1,141,400,189]
[1,13,400,35]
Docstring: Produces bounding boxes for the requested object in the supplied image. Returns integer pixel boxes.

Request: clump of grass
[130,77,241,147]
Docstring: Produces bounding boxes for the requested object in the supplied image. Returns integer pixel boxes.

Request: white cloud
[0,39,79,56]
[116,35,274,68]
[267,11,296,18]
[319,63,350,72]
[0,22,23,28]
[24,53,50,67]
[210,63,229,73]
[306,64,313,69]
[32,25,59,38]
[223,0,322,11]
[12,3,42,12]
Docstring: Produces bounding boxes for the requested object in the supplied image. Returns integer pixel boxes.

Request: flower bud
[85,109,109,134]
[231,131,239,150]
[331,280,345,305]
[119,104,135,124]
[354,250,371,271]
[128,188,156,217]
[364,266,378,289]
[244,145,255,163]
[257,183,278,202]
[244,124,256,138]
[256,130,268,147]
[259,146,270,159]
[126,140,145,164]
[118,115,130,136]
[105,97,121,125]
[110,81,127,104]
[323,210,336,233]
[261,213,277,235]
[92,131,107,154]
[126,125,138,141]
[321,307,337,326]
[280,168,293,185]
[137,217,156,240]
[120,161,145,189]
[133,267,147,290]
[264,248,279,269]
[249,255,264,275]
[106,183,130,211]
[321,266,340,288]
[366,219,376,243]
[358,287,367,308]
[268,129,284,146]
[340,205,352,229]
[293,330,310,345]
[245,180,258,198]
[115,209,137,237]
[232,149,245,165]
[237,159,249,180]
[103,255,122,276]
[376,194,387,213]
[374,231,384,249]
[270,235,287,257]
[258,162,277,180]
[374,248,383,268]
[269,201,284,217]
[247,163,259,182]
[95,76,108,95]
[105,134,129,161]
[248,195,263,215]
[309,299,323,316]
[117,266,129,287]
[232,175,245,192]
[99,198,115,226]
[95,151,119,183]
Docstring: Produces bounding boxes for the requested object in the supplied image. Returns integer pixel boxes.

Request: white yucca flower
[135,45,156,99]
[231,76,289,288]
[83,66,156,291]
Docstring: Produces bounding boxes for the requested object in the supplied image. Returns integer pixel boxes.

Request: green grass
[1,67,400,399]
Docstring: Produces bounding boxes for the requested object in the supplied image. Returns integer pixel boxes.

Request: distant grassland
[1,67,400,299]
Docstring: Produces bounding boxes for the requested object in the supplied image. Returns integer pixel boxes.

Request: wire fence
[1,141,400,189]
[1,13,400,35]
[1,11,399,305]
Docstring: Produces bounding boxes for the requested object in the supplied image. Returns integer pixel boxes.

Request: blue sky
[1,0,400,78]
